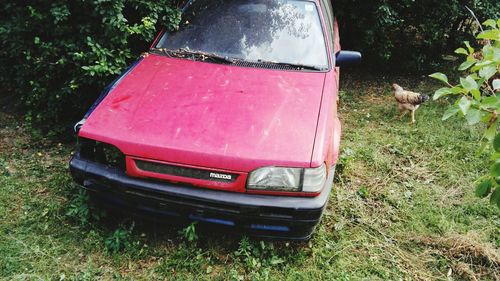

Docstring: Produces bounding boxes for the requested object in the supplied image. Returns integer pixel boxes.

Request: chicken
[392,84,429,123]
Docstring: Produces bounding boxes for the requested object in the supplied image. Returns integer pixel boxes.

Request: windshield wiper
[255,60,326,71]
[151,49,325,71]
[151,48,236,65]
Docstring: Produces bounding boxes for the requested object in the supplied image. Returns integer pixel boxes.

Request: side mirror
[335,51,362,67]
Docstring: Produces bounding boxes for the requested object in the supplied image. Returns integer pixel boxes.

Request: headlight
[247,164,327,193]
[77,138,125,170]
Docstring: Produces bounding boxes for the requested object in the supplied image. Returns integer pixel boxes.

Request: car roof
[295,0,322,5]
[182,0,325,7]
[305,0,323,5]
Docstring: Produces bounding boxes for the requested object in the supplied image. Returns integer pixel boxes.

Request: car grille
[135,160,239,183]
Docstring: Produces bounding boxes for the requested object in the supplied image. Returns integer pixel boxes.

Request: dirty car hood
[79,54,326,172]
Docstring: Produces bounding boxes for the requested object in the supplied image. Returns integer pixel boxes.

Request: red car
[70,0,360,239]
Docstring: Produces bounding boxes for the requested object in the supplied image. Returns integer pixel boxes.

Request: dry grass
[411,234,499,280]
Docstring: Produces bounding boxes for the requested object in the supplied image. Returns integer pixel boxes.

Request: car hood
[80,54,326,172]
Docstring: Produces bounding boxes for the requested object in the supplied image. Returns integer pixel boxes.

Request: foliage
[0,1,181,135]
[66,189,105,225]
[233,237,285,280]
[179,222,199,242]
[430,19,500,208]
[104,227,133,253]
[335,0,500,71]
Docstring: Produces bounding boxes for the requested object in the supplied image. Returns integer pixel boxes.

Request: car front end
[70,143,334,239]
[70,0,350,240]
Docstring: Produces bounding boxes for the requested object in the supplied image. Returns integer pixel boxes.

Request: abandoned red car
[70,0,360,239]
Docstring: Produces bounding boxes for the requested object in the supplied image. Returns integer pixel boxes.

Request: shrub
[430,19,500,208]
[0,1,180,136]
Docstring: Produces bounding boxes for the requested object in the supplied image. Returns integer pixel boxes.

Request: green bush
[0,1,180,136]
[430,19,500,208]
[335,0,500,70]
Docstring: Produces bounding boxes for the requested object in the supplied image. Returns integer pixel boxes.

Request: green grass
[1,74,499,281]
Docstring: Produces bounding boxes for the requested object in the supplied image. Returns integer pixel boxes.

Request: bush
[0,1,180,136]
[430,19,500,208]
[334,0,500,71]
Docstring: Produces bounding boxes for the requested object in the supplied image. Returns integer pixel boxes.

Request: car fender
[310,70,341,170]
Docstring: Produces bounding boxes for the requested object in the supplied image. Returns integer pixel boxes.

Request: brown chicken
[392,84,429,123]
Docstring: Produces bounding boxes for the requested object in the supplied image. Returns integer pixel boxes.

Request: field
[1,73,498,280]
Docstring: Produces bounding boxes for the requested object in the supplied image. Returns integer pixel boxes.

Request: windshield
[156,0,329,69]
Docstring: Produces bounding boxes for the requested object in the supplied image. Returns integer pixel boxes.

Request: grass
[0,73,499,280]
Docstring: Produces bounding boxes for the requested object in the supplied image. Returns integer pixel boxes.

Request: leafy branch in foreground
[430,18,500,208]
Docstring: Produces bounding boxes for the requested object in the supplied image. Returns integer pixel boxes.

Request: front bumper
[69,156,334,240]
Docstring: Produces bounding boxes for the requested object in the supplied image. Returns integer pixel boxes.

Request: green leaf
[433,87,453,100]
[458,60,476,71]
[270,257,285,265]
[465,108,481,125]
[479,66,497,80]
[480,112,494,124]
[474,60,494,68]
[450,86,465,94]
[464,41,474,54]
[471,89,481,100]
[460,76,478,93]
[458,96,472,115]
[494,133,500,153]
[491,162,500,178]
[454,47,468,55]
[480,96,500,109]
[493,79,500,91]
[483,19,497,28]
[429,73,449,85]
[442,106,460,120]
[358,186,368,199]
[482,45,496,60]
[477,29,500,41]
[484,122,498,141]
[475,179,492,198]
[490,188,500,209]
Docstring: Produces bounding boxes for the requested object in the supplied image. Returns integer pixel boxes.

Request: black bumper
[69,156,334,240]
